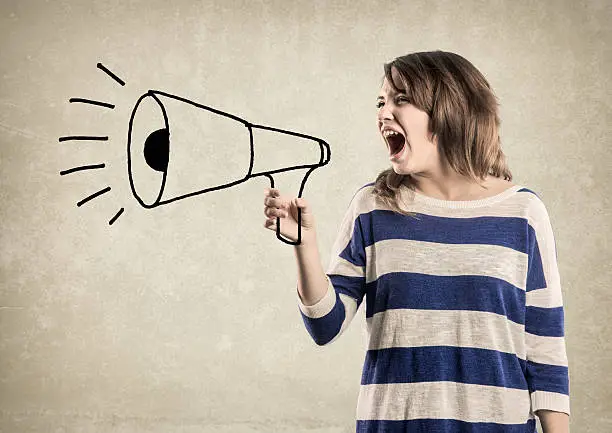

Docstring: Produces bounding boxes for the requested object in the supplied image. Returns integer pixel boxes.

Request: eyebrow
[377,89,406,100]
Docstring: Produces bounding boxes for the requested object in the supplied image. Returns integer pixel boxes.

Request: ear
[428,131,438,145]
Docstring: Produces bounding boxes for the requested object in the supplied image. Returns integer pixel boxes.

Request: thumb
[293,197,310,212]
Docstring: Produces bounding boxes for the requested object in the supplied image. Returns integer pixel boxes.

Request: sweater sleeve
[298,188,368,346]
[524,197,570,415]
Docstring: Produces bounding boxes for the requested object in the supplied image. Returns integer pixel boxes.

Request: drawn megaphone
[127,90,331,245]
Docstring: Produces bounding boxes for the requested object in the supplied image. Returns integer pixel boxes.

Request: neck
[410,171,490,201]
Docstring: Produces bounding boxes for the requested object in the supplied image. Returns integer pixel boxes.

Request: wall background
[1,0,610,432]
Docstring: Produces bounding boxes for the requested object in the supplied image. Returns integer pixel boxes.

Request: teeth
[382,130,401,138]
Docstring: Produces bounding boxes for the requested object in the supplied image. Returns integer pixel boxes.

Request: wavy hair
[372,51,512,215]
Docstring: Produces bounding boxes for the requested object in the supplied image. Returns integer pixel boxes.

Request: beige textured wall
[1,0,610,432]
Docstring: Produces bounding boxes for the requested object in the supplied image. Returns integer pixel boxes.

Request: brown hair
[372,50,512,215]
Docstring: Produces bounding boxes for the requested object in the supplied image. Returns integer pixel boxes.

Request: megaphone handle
[276,207,302,246]
[264,174,302,245]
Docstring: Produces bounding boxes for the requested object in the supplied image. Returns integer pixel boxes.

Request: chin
[391,164,412,176]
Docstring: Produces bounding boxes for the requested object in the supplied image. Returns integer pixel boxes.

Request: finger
[264,197,288,209]
[293,197,310,212]
[265,188,280,198]
[264,219,278,231]
[264,207,287,218]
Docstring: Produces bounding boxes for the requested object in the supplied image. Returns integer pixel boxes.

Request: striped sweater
[298,183,570,433]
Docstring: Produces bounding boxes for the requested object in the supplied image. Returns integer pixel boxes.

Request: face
[376,70,439,176]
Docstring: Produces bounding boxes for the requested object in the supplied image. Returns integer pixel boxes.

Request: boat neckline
[402,184,523,209]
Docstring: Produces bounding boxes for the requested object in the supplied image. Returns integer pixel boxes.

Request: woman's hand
[263,188,316,244]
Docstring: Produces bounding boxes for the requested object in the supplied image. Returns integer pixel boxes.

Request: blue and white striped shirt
[298,183,570,433]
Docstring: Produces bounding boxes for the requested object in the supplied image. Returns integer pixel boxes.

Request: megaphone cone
[127,90,330,245]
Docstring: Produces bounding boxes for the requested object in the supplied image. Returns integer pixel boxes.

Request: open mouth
[382,130,406,157]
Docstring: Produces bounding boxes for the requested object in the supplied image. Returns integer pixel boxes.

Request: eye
[376,100,384,108]
[395,95,409,104]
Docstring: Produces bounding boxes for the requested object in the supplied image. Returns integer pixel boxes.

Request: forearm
[293,232,329,306]
[537,410,569,433]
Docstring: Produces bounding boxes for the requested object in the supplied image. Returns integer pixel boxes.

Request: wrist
[294,230,317,249]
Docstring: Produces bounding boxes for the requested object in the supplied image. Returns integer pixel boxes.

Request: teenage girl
[263,51,570,433]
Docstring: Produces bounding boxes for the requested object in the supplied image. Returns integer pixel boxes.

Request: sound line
[109,208,124,225]
[60,164,106,176]
[69,98,115,109]
[59,136,109,142]
[77,186,111,207]
[96,63,126,86]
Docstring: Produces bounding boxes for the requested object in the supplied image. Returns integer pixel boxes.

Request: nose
[377,104,393,122]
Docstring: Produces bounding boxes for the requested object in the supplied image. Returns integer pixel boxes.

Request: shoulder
[345,182,381,216]
[511,187,557,243]
[514,186,552,222]
[352,182,376,201]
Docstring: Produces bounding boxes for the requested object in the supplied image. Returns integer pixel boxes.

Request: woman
[263,51,570,433]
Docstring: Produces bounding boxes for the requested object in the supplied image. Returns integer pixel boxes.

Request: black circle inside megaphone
[143,128,170,172]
